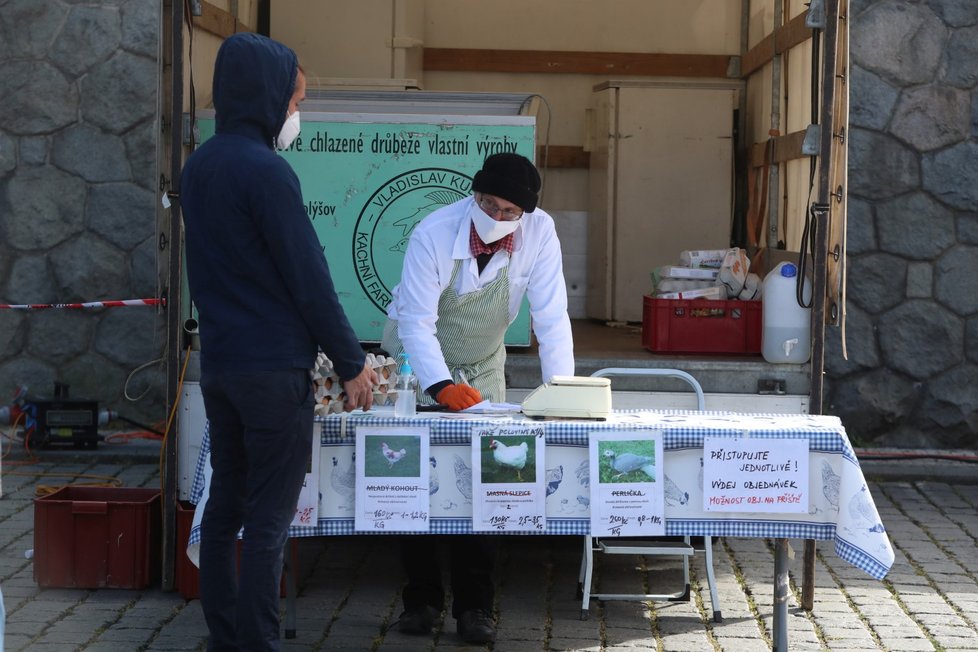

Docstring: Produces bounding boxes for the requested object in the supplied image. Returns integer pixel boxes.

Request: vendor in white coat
[383,151,575,411]
[381,152,575,644]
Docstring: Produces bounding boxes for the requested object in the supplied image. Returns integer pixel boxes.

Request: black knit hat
[472,153,541,213]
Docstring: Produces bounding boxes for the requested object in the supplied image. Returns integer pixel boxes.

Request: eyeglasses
[477,194,523,221]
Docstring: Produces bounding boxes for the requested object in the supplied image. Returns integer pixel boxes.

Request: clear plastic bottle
[761,262,812,364]
[393,354,418,418]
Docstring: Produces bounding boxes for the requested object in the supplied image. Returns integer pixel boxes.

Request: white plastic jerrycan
[761,262,812,364]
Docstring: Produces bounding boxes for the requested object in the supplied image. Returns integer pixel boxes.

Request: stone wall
[0,0,975,446]
[0,0,165,424]
[824,0,978,447]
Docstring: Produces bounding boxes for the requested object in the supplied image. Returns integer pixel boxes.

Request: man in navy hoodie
[181,33,376,651]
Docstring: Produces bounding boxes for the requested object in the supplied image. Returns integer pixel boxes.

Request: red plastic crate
[34,486,161,589]
[642,295,761,354]
[176,500,294,600]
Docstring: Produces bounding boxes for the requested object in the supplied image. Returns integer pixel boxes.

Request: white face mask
[469,200,521,243]
[275,111,300,150]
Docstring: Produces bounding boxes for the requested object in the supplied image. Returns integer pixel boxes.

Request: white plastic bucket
[761,262,812,364]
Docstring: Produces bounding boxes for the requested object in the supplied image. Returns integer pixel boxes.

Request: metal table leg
[284,540,297,639]
[773,538,789,652]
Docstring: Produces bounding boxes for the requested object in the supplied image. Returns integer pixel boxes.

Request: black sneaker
[396,605,439,635]
[457,609,496,644]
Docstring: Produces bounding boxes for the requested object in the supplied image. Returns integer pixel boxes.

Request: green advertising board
[195,111,535,345]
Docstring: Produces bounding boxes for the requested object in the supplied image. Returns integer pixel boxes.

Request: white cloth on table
[186,450,211,568]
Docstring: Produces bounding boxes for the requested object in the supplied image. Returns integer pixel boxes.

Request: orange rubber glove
[436,383,482,411]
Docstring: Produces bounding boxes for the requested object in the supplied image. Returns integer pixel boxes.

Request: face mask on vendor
[470,193,522,243]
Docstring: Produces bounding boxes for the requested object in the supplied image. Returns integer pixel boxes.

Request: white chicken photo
[480,436,535,483]
[363,434,420,478]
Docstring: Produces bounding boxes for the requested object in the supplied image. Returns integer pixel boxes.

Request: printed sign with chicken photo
[354,425,430,532]
[363,435,420,478]
[589,430,665,537]
[471,425,546,532]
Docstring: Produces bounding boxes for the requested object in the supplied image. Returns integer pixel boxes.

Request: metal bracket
[806,0,826,28]
[757,379,787,395]
[182,113,199,147]
[801,124,821,155]
[190,0,202,17]
[726,56,742,79]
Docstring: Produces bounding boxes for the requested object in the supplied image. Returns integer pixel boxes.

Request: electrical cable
[796,24,822,310]
[184,0,197,151]
[123,356,163,402]
[854,450,978,464]
[157,345,193,485]
[115,415,165,437]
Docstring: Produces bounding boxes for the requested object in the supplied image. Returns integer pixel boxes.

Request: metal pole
[160,0,185,592]
[773,538,790,652]
[766,0,783,259]
[803,0,844,611]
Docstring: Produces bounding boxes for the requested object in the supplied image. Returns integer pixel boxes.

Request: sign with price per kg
[354,425,430,532]
[290,421,321,527]
[589,430,665,537]
[702,436,809,513]
[471,424,546,532]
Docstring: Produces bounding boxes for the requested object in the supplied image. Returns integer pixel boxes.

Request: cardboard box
[34,487,161,589]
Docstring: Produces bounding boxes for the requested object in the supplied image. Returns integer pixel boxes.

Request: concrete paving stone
[374,641,434,652]
[713,638,772,652]
[90,627,159,643]
[486,642,551,651]
[88,644,166,652]
[4,620,48,636]
[920,623,978,639]
[943,637,978,649]
[11,642,83,652]
[874,638,936,651]
[2,635,35,652]
[658,633,713,647]
[319,635,387,650]
[549,639,602,651]
[142,635,206,651]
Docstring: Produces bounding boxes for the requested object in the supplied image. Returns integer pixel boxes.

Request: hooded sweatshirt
[180,33,365,380]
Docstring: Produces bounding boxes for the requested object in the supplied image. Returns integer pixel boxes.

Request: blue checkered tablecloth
[188,409,893,580]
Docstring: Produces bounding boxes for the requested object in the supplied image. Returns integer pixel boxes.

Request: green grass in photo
[364,434,421,477]
[597,439,656,484]
[480,435,536,483]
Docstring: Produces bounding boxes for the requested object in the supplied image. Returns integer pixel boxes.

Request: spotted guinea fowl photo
[598,439,657,484]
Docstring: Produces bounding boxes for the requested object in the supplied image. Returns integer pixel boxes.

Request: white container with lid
[761,262,812,364]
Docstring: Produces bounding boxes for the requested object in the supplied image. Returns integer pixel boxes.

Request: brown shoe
[457,609,496,644]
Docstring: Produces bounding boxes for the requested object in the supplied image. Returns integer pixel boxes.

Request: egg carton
[312,352,401,416]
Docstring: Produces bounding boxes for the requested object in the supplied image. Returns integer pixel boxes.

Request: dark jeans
[400,535,495,618]
[199,369,313,652]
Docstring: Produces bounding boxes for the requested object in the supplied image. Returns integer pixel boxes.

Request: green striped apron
[383,257,511,403]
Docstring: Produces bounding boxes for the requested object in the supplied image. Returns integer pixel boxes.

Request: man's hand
[436,383,482,411]
[341,361,378,412]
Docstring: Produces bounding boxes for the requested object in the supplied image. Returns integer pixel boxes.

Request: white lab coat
[387,196,575,392]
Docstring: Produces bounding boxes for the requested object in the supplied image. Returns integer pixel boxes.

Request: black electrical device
[25,383,100,449]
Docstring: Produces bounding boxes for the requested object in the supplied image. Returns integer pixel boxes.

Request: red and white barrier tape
[0,298,164,310]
